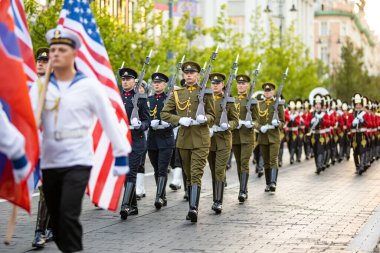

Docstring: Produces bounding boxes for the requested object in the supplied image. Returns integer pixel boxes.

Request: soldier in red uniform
[330,99,340,165]
[340,101,351,161]
[295,99,305,163]
[310,94,330,174]
[348,93,370,175]
[286,100,300,164]
[303,99,313,160]
[323,95,333,168]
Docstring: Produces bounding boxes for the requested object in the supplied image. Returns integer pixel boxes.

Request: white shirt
[30,72,129,169]
[0,102,25,160]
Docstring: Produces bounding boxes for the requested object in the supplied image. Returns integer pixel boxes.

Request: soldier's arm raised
[204,93,216,127]
[160,93,181,125]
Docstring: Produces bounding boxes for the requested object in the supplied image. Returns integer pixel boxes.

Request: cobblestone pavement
[1,150,380,253]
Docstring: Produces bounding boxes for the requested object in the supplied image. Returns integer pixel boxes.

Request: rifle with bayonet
[244,62,261,123]
[195,44,219,118]
[165,55,185,103]
[219,54,239,126]
[197,61,207,85]
[272,67,288,123]
[131,50,152,121]
[147,65,160,96]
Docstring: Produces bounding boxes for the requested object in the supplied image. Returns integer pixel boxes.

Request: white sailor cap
[46,27,82,49]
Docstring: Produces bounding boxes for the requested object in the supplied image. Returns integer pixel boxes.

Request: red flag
[58,0,131,211]
[0,0,39,213]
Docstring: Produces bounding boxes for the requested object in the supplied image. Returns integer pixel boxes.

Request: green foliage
[25,0,326,99]
[331,39,380,101]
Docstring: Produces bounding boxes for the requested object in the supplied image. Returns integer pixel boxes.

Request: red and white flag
[57,0,131,211]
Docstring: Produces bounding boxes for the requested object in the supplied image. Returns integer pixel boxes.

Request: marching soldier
[295,99,305,162]
[30,28,130,252]
[147,72,175,209]
[310,94,330,174]
[279,101,289,167]
[253,83,285,193]
[341,101,351,161]
[32,47,53,248]
[161,61,215,222]
[119,67,150,220]
[208,72,238,212]
[349,93,369,175]
[330,99,339,165]
[302,99,313,160]
[232,74,256,202]
[286,100,300,165]
[323,95,333,168]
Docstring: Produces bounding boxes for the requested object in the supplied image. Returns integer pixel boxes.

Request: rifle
[197,61,207,85]
[244,62,261,123]
[131,50,152,121]
[219,54,239,126]
[195,44,219,118]
[165,55,185,103]
[272,67,288,123]
[147,65,160,96]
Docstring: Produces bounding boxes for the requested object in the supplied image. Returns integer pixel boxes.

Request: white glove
[357,113,364,122]
[11,155,30,184]
[209,128,214,137]
[179,117,192,127]
[316,113,324,119]
[150,119,160,129]
[131,118,142,129]
[244,121,254,129]
[311,117,317,125]
[196,115,207,124]
[352,118,359,126]
[161,120,171,128]
[113,156,130,176]
[260,125,269,134]
[290,114,295,121]
[237,120,244,129]
[220,123,229,131]
[271,119,280,127]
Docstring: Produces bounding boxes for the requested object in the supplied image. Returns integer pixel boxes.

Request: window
[320,46,329,65]
[320,21,328,36]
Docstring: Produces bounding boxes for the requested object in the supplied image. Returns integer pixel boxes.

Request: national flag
[9,0,38,87]
[0,0,40,213]
[57,0,132,211]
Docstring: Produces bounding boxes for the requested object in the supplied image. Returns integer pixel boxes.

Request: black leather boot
[183,173,189,201]
[290,148,295,164]
[264,169,271,192]
[154,177,167,210]
[212,181,224,214]
[187,184,201,222]
[120,182,138,220]
[315,154,324,174]
[238,172,249,202]
[269,169,278,192]
[186,186,191,220]
[358,153,366,175]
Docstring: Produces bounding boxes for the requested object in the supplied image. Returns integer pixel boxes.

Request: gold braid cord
[257,101,268,117]
[150,105,158,118]
[173,90,191,111]
[235,103,241,115]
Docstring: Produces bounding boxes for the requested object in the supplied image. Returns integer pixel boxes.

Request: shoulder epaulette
[204,88,213,95]
[227,97,235,103]
[138,94,148,99]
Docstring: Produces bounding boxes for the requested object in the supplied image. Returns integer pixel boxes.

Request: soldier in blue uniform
[119,67,150,220]
[147,72,175,209]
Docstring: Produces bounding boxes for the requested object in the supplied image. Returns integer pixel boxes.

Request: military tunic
[121,89,150,183]
[253,98,285,169]
[232,94,255,175]
[147,93,175,178]
[208,94,239,182]
[161,85,215,186]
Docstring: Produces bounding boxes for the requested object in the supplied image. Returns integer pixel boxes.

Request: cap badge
[54,30,61,39]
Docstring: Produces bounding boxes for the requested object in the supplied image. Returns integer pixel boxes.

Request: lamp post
[264,0,297,47]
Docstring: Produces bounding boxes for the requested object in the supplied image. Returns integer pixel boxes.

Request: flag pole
[36,60,52,128]
[4,205,17,245]
[4,61,52,245]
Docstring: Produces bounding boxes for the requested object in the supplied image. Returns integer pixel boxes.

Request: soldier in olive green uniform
[253,83,285,193]
[232,74,256,203]
[161,61,216,222]
[208,73,239,214]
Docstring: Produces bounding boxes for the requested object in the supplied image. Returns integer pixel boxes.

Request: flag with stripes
[58,0,131,211]
[0,0,40,213]
[9,0,37,87]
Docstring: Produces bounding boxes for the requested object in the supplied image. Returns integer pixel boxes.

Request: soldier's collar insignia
[186,86,197,91]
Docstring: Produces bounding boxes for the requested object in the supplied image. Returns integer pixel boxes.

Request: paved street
[1,150,380,253]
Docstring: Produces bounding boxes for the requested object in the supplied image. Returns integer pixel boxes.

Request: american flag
[58,0,131,211]
[9,0,38,87]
